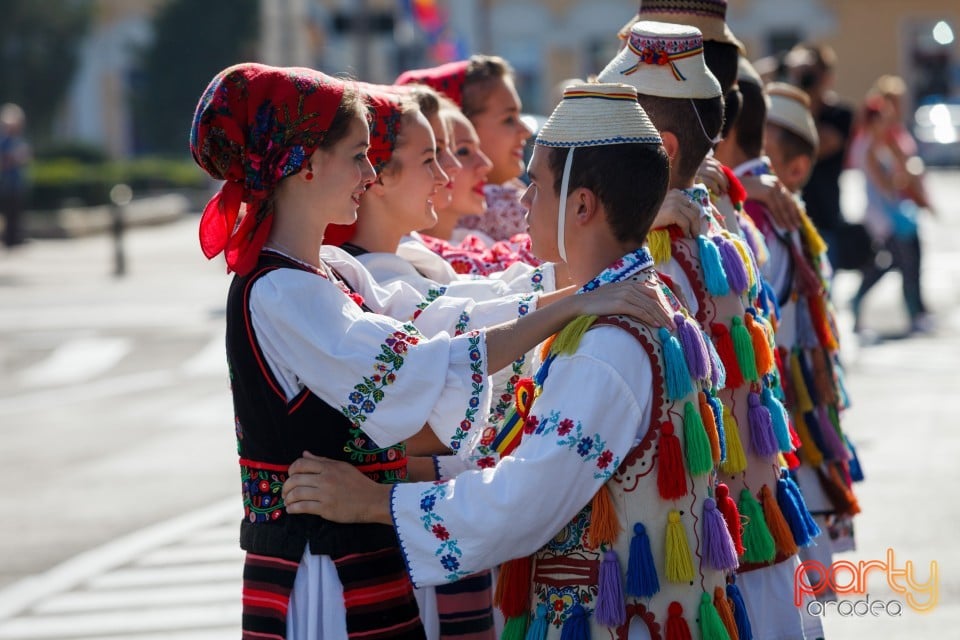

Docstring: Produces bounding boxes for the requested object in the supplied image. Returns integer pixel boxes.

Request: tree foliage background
[133,0,259,155]
[0,0,92,144]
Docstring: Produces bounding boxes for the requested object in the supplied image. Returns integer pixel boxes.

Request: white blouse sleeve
[389,326,653,587]
[249,268,491,451]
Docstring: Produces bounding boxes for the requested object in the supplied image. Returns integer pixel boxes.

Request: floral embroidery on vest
[241,462,287,523]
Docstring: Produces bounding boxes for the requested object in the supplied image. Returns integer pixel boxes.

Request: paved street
[0,170,958,638]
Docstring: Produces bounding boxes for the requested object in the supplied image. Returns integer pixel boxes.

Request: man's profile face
[520,145,563,263]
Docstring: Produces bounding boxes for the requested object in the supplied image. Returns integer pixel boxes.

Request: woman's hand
[652,189,703,236]
[740,173,802,230]
[575,275,675,329]
[283,453,393,524]
[696,156,730,196]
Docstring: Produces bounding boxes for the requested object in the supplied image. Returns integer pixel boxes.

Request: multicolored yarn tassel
[595,550,626,627]
[684,401,715,475]
[738,489,776,563]
[732,238,758,293]
[726,583,753,640]
[714,586,740,640]
[710,323,743,389]
[502,614,529,640]
[705,328,726,389]
[730,317,759,383]
[744,312,773,375]
[760,484,798,557]
[665,511,695,583]
[699,235,731,296]
[715,235,749,294]
[525,604,549,640]
[781,471,822,539]
[648,228,673,265]
[660,327,693,401]
[747,392,779,457]
[676,313,709,380]
[715,483,744,555]
[626,522,660,598]
[587,484,621,549]
[559,604,589,640]
[494,556,532,619]
[657,422,688,499]
[702,497,740,571]
[699,392,722,464]
[761,387,793,453]
[665,602,693,640]
[707,392,727,461]
[776,474,814,547]
[699,591,733,640]
[799,211,828,257]
[719,406,747,474]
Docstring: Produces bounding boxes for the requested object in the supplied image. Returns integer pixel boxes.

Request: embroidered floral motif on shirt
[449,331,484,452]
[241,463,286,523]
[453,310,470,337]
[530,267,545,292]
[683,185,713,210]
[418,482,470,581]
[579,247,654,293]
[490,357,524,424]
[342,324,423,428]
[528,409,620,480]
[412,286,448,320]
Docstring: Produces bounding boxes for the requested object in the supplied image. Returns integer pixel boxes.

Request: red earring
[304,171,314,181]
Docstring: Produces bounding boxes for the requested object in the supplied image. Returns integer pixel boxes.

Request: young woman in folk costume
[190,63,673,640]
[283,83,749,640]
[600,22,823,640]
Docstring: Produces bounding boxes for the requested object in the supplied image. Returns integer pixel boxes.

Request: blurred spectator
[0,103,32,248]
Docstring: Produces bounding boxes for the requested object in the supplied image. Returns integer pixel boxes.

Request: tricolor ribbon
[622,40,704,81]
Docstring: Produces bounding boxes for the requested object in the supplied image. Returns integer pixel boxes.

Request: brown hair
[734,79,767,159]
[546,142,670,244]
[767,122,816,162]
[462,55,515,118]
[406,85,442,121]
[319,82,366,149]
[638,94,724,184]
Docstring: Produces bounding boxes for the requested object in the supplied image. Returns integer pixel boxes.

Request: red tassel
[666,602,693,640]
[699,392,722,464]
[494,556,532,619]
[711,322,744,389]
[715,483,744,555]
[657,422,688,499]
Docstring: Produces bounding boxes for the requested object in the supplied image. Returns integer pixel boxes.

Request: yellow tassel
[699,391,722,464]
[587,484,621,549]
[799,211,828,258]
[793,410,824,467]
[732,238,757,290]
[744,313,774,376]
[550,315,598,357]
[789,351,814,413]
[648,229,672,266]
[760,484,799,557]
[719,406,747,474]
[665,510,695,583]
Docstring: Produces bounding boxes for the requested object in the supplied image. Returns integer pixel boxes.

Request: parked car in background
[914,97,960,166]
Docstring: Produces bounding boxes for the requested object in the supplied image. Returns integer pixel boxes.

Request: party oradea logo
[795,548,938,617]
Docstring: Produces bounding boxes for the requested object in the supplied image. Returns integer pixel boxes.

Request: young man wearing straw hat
[601,20,823,640]
[282,83,747,639]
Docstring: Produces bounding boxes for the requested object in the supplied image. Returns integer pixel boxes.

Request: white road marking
[20,337,132,387]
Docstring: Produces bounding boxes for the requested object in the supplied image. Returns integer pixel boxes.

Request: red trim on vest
[240,458,290,473]
[243,266,291,402]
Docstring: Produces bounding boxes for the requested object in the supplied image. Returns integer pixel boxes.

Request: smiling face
[426,111,461,210]
[379,110,449,234]
[468,76,532,184]
[439,109,492,218]
[520,145,562,262]
[311,115,376,226]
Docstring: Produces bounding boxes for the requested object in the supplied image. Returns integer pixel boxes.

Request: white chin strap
[557,147,576,263]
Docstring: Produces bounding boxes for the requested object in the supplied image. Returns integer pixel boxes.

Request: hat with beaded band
[599,21,721,100]
[536,83,662,262]
[766,82,819,149]
[617,0,745,54]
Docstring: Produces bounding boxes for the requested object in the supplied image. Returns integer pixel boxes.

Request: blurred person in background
[0,103,31,248]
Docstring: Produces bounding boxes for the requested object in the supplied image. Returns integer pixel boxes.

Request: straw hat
[536,83,662,148]
[766,82,819,148]
[618,0,745,53]
[599,21,721,100]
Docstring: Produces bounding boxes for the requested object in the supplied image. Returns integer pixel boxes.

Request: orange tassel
[714,586,740,640]
[587,484,622,549]
[539,333,558,361]
[807,295,839,352]
[809,347,837,406]
[699,391,722,464]
[745,313,773,376]
[760,484,798,557]
[817,464,861,516]
[494,556,533,619]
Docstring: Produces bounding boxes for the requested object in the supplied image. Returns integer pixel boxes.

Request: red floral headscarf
[190,63,346,275]
[395,60,469,108]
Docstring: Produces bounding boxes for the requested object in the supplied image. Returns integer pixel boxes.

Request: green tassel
[699,592,733,640]
[738,488,776,564]
[730,317,759,383]
[550,315,598,357]
[502,614,529,640]
[683,401,714,475]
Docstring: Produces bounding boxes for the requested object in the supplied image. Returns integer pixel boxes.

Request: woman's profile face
[427,111,462,210]
[379,111,448,234]
[439,110,492,219]
[468,76,532,185]
[312,115,376,226]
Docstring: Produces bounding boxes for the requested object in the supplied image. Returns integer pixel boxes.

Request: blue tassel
[761,278,781,322]
[761,386,793,452]
[660,327,693,400]
[783,471,822,539]
[626,522,660,598]
[559,604,589,640]
[704,328,726,390]
[727,582,753,640]
[777,474,812,547]
[715,234,749,294]
[699,235,730,296]
[595,550,626,627]
[525,603,549,640]
[676,313,709,380]
[846,436,865,482]
[707,392,727,461]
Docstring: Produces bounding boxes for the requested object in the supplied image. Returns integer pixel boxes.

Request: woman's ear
[366,174,388,197]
